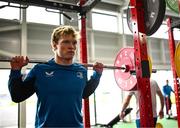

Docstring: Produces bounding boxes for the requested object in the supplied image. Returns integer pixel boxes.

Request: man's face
[54,34,77,60]
[166,80,169,85]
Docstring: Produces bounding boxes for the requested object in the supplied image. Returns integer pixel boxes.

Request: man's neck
[54,56,73,65]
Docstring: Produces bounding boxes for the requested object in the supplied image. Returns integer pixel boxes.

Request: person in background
[8,25,103,128]
[162,79,174,118]
[119,79,164,128]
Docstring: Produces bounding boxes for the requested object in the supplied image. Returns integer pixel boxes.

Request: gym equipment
[0,47,157,91]
[95,108,133,128]
[167,18,180,128]
[114,47,136,91]
[0,57,129,71]
[156,122,163,128]
[107,108,133,127]
[175,42,180,77]
[127,0,166,36]
[0,58,46,64]
[114,47,153,91]
[165,0,179,14]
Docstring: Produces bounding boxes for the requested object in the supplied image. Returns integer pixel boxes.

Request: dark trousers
[165,97,172,115]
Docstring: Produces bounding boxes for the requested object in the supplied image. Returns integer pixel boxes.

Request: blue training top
[162,84,173,97]
[8,59,102,128]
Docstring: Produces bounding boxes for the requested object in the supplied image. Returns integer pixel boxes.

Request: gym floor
[112,118,178,128]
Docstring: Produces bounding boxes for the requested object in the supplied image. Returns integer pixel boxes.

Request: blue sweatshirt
[162,84,174,97]
[8,59,102,128]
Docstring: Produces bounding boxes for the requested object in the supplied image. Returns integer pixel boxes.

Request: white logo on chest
[45,71,54,77]
[76,72,83,79]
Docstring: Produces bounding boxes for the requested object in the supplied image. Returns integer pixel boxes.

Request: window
[173,28,180,40]
[26,94,37,127]
[0,70,18,127]
[92,9,118,33]
[25,70,37,127]
[27,6,61,25]
[0,2,20,20]
[88,70,122,124]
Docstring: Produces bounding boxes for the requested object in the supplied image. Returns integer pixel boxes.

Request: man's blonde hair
[51,25,80,44]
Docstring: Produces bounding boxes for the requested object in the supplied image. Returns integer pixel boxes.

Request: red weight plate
[114,47,137,91]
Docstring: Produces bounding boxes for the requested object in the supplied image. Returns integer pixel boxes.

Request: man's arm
[8,70,36,103]
[119,94,133,119]
[170,86,175,93]
[162,86,166,95]
[82,62,103,99]
[8,56,35,103]
[156,89,164,119]
[82,71,101,99]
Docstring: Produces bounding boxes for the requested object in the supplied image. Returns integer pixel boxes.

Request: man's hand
[159,110,164,119]
[93,62,103,74]
[119,111,125,119]
[10,56,29,70]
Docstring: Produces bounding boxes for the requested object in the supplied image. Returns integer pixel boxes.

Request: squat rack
[167,14,180,128]
[0,0,161,127]
[129,0,154,127]
[165,1,180,127]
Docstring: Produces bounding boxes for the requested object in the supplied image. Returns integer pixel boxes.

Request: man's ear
[51,42,57,51]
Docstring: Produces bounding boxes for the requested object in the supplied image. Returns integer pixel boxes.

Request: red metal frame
[179,0,180,13]
[80,0,91,127]
[167,18,180,128]
[130,0,154,127]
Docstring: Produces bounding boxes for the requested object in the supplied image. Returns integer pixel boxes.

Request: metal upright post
[179,0,180,13]
[130,0,154,127]
[79,0,91,127]
[167,18,180,128]
[18,6,27,128]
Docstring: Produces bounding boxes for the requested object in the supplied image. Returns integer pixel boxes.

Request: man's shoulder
[150,79,158,86]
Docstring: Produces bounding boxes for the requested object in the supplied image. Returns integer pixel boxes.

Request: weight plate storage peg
[127,0,166,36]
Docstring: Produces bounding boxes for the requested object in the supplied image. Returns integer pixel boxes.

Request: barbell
[0,47,157,91]
[0,57,148,73]
[0,57,127,70]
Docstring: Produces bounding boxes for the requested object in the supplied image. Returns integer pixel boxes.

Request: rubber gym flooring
[112,118,178,128]
[93,117,178,128]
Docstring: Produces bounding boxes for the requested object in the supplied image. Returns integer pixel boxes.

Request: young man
[162,79,174,118]
[8,25,104,128]
[119,79,164,128]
